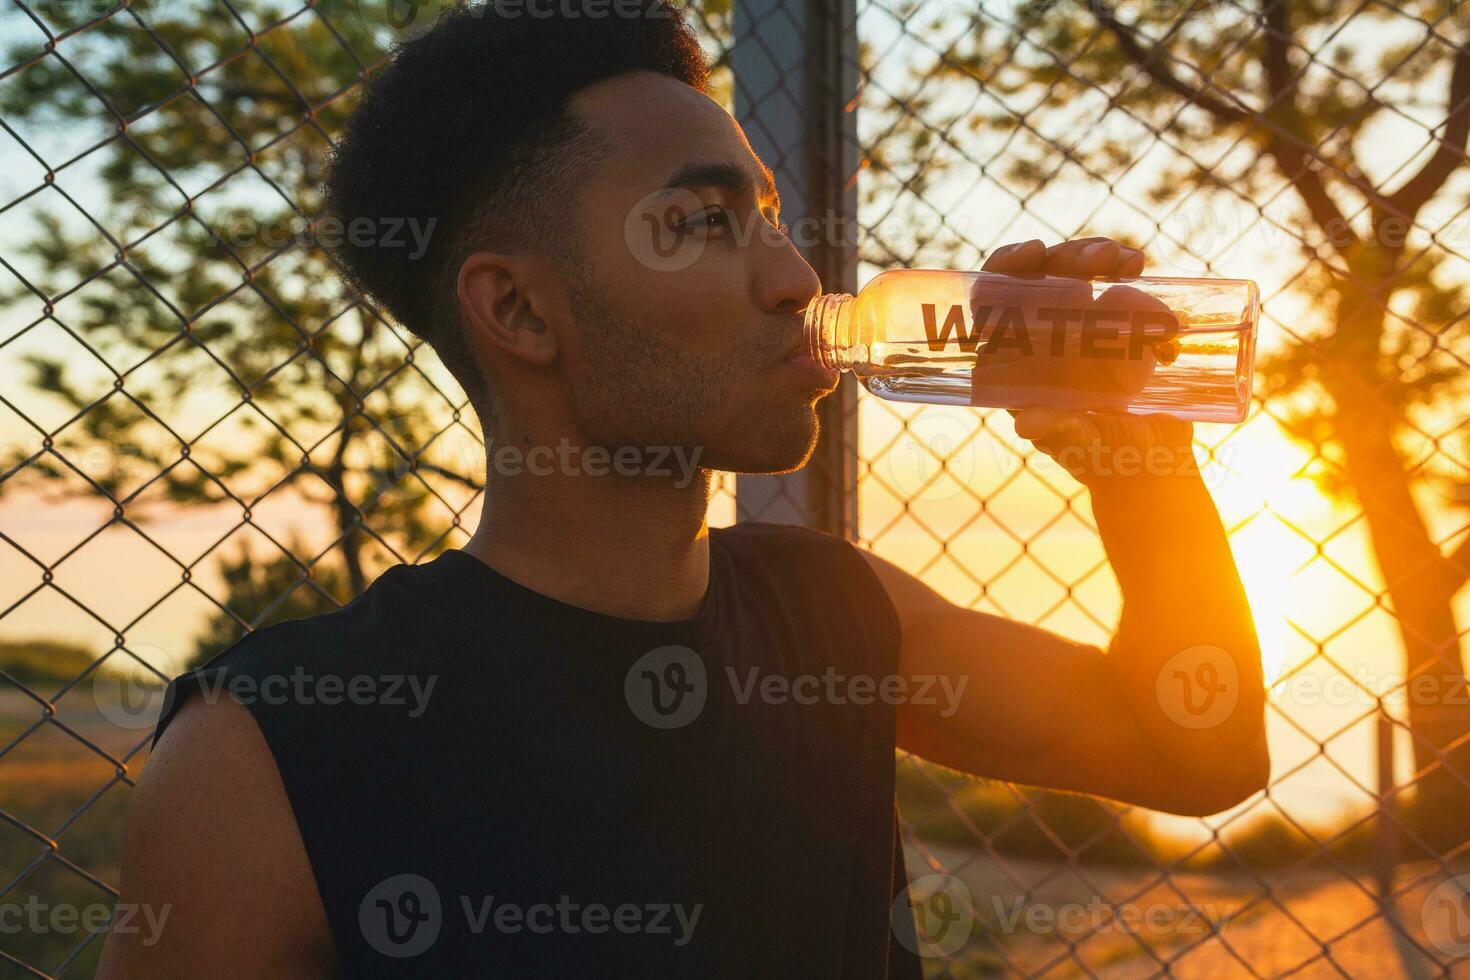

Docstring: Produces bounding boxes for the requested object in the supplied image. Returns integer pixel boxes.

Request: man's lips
[783,349,840,391]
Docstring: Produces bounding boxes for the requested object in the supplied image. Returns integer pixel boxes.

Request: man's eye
[687,207,732,231]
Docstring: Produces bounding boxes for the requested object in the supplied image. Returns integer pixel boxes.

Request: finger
[1044,236,1113,252]
[1116,246,1147,277]
[1015,410,1100,477]
[1090,411,1194,453]
[1094,283,1173,316]
[1043,238,1121,278]
[1136,412,1193,449]
[1012,406,1091,444]
[1010,406,1063,442]
[982,238,1046,274]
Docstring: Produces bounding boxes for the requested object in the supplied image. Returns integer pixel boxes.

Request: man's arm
[95,693,335,978]
[865,237,1269,817]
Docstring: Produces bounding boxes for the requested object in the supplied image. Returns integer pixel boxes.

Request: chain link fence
[0,0,1468,975]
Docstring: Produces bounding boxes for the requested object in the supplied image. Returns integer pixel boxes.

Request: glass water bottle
[804,269,1260,423]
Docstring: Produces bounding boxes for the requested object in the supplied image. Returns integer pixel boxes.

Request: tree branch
[1253,0,1386,211]
[1260,0,1294,101]
[1095,1,1361,253]
[1093,2,1249,125]
[1387,37,1470,220]
[415,460,483,490]
[1257,0,1359,252]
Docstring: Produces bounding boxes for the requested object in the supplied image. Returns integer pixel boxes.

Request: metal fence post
[731,0,860,539]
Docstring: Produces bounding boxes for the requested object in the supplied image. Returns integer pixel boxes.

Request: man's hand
[1011,409,1196,488]
[981,235,1146,278]
[982,236,1188,487]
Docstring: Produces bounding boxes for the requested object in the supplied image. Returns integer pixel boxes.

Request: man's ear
[457,252,558,366]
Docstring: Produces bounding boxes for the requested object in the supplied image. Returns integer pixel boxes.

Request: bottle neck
[803,292,856,371]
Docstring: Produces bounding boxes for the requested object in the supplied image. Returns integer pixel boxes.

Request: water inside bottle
[859,320,1251,422]
[834,270,1256,424]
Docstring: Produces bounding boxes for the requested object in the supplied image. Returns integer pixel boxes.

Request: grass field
[0,688,153,977]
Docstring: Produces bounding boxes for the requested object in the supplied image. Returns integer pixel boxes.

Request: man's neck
[461,455,714,622]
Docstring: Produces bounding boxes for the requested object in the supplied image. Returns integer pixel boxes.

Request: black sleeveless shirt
[152,522,923,978]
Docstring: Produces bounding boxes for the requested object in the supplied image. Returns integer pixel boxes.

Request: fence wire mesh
[0,0,1468,976]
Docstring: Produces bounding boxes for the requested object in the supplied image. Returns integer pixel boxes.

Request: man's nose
[754,218,823,317]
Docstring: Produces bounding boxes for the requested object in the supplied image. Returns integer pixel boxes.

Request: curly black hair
[323,0,709,413]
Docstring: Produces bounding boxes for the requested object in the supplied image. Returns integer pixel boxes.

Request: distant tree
[186,533,351,666]
[0,0,489,664]
[0,638,105,691]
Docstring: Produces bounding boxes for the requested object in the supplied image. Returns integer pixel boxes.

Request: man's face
[553,70,837,474]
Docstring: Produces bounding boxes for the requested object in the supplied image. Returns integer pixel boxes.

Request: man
[97,1,1267,976]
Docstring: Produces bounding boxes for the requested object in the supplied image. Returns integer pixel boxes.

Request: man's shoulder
[710,520,895,598]
[711,521,899,653]
[198,559,466,672]
[105,684,335,977]
[710,520,889,595]
[151,559,468,748]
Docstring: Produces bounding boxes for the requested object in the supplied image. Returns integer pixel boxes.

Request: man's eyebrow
[661,161,782,212]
